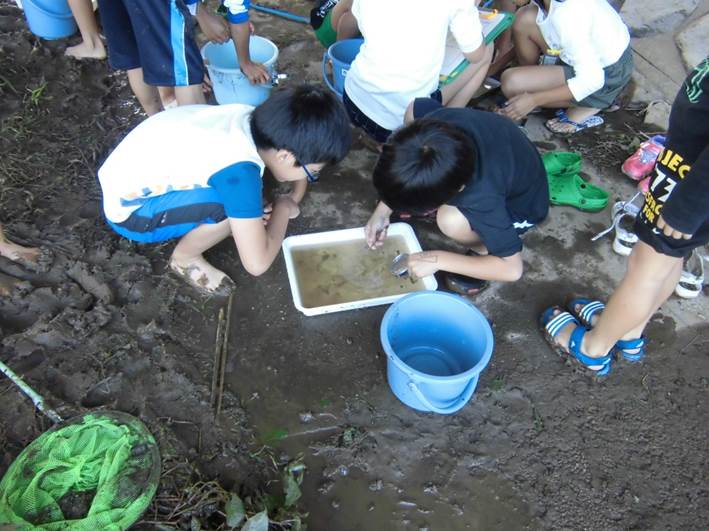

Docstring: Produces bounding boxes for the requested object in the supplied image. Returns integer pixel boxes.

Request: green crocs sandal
[547,173,609,212]
[542,151,582,178]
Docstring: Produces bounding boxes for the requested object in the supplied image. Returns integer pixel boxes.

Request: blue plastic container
[322,38,363,98]
[380,291,494,415]
[22,0,77,40]
[201,36,279,106]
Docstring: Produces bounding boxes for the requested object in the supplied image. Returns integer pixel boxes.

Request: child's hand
[657,215,693,239]
[195,9,230,44]
[241,61,271,84]
[275,196,300,219]
[406,251,440,279]
[500,93,537,122]
[365,211,390,249]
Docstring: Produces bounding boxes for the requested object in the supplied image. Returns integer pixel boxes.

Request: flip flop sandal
[567,298,605,328]
[675,250,704,299]
[545,110,605,135]
[542,151,582,178]
[547,173,609,212]
[442,250,489,296]
[615,337,646,362]
[540,306,612,375]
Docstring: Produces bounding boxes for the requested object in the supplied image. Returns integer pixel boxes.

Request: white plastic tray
[282,223,438,316]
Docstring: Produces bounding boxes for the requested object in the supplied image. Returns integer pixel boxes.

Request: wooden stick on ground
[209,307,225,409]
[215,293,234,417]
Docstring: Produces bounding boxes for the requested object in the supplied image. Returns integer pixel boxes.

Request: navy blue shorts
[108,189,227,243]
[98,0,204,86]
[343,89,443,144]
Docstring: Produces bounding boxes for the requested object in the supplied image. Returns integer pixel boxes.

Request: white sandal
[675,250,705,299]
[591,192,642,256]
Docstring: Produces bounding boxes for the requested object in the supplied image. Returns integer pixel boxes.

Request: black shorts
[634,165,709,258]
[98,0,204,86]
[343,89,443,144]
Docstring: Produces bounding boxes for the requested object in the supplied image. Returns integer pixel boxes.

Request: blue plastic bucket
[22,0,77,40]
[201,36,278,106]
[380,291,494,415]
[322,38,363,98]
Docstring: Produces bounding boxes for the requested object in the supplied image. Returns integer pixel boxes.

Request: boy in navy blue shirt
[365,97,548,293]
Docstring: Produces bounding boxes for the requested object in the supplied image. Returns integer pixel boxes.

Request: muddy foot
[0,271,24,296]
[65,40,106,60]
[0,238,40,265]
[169,255,235,296]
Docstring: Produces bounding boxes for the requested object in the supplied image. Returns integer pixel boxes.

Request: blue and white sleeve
[223,0,251,24]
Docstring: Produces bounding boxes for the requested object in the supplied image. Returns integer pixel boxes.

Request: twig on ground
[215,293,234,417]
[210,307,225,408]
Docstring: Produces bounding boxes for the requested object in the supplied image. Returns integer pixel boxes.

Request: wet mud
[1,1,708,530]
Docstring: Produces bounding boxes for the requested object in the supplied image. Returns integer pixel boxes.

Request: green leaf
[225,493,246,528]
[291,515,302,531]
[263,427,289,444]
[284,472,302,507]
[190,516,201,531]
[241,510,269,531]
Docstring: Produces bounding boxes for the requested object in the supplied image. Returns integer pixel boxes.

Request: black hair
[372,119,476,212]
[251,84,352,166]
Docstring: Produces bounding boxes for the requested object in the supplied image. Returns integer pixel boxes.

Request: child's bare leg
[174,84,206,106]
[441,43,494,108]
[0,224,39,264]
[158,86,177,109]
[554,242,683,358]
[511,3,546,65]
[501,64,567,99]
[65,0,106,59]
[332,1,358,41]
[127,68,163,116]
[170,220,233,292]
[436,205,486,253]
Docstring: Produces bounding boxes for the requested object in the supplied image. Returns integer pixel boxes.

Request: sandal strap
[569,326,612,369]
[616,337,645,350]
[545,310,578,337]
[578,300,605,325]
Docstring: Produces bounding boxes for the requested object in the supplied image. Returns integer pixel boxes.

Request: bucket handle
[407,375,479,415]
[322,51,340,97]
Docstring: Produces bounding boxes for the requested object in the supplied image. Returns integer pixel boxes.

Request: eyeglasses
[300,162,320,183]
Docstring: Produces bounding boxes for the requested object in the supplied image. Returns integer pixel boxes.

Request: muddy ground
[1,1,707,530]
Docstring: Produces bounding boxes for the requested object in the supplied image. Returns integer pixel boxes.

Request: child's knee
[512,4,538,35]
[436,206,471,240]
[500,68,522,97]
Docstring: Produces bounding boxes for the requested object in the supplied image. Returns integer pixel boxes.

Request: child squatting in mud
[97,85,351,294]
[365,96,549,294]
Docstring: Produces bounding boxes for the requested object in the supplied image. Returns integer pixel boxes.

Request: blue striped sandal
[615,337,646,363]
[546,110,605,135]
[568,298,605,327]
[540,306,612,376]
[568,299,646,362]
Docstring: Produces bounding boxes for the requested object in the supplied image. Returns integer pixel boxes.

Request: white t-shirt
[536,0,631,102]
[344,0,483,131]
[98,104,264,223]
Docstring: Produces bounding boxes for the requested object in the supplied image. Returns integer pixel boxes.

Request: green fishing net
[0,411,160,531]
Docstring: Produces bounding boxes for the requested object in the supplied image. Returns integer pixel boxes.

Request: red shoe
[637,176,651,194]
[622,135,665,181]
